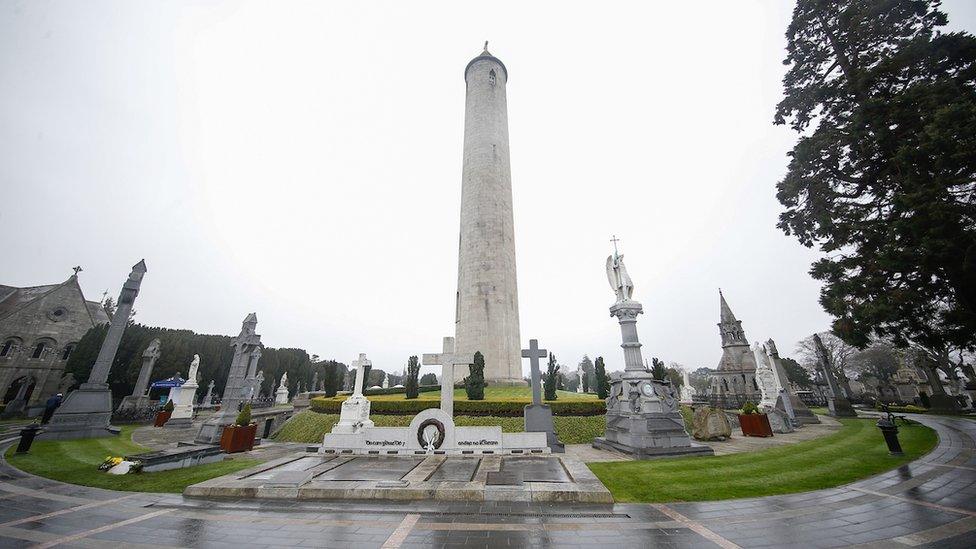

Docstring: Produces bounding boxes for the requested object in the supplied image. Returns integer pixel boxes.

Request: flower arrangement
[97,456,144,474]
[741,401,759,415]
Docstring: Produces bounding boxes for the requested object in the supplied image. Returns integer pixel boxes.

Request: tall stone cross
[422,336,473,417]
[522,339,547,406]
[351,353,370,398]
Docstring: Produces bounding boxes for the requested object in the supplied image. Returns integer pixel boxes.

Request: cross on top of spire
[72,266,82,276]
[610,235,621,258]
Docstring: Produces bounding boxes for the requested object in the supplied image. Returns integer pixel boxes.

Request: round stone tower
[454,43,522,384]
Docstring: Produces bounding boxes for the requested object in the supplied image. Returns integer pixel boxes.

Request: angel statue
[606,252,634,302]
[187,354,200,382]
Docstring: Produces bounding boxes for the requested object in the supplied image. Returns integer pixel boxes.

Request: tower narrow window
[0,340,13,357]
[61,344,75,361]
[31,342,45,359]
[488,69,496,86]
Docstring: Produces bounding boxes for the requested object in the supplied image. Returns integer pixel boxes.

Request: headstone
[813,334,857,417]
[331,353,375,434]
[691,406,731,440]
[680,368,697,403]
[166,354,199,428]
[117,338,161,413]
[43,260,146,440]
[422,337,473,418]
[752,342,779,409]
[195,313,263,444]
[765,339,820,424]
[522,339,565,453]
[203,380,215,406]
[766,407,795,434]
[275,372,290,405]
[592,242,713,458]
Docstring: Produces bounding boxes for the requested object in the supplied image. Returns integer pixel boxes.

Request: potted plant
[154,400,174,427]
[220,403,257,453]
[737,401,773,437]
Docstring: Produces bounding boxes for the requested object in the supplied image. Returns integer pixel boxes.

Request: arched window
[31,342,46,359]
[0,340,14,357]
[61,344,75,361]
[488,69,496,86]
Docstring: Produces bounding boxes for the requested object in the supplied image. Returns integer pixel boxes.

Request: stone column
[609,301,645,371]
[42,260,147,440]
[133,339,161,397]
[86,261,147,388]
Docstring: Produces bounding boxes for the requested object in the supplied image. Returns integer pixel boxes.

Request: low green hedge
[877,404,928,414]
[363,385,439,397]
[309,396,606,416]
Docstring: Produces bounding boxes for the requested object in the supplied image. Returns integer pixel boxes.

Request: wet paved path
[0,415,972,548]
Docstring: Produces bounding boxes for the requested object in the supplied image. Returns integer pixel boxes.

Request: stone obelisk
[43,260,147,440]
[454,43,522,385]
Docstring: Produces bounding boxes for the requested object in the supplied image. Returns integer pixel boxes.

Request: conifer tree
[405,355,420,399]
[465,351,486,400]
[594,356,610,399]
[543,353,560,401]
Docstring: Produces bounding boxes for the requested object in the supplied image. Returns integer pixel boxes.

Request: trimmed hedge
[363,385,439,397]
[309,396,606,417]
[877,404,928,414]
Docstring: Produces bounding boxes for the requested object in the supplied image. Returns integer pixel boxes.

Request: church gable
[0,280,98,346]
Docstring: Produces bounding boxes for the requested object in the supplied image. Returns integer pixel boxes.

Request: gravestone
[275,372,290,405]
[331,353,374,434]
[680,368,697,403]
[813,334,857,418]
[691,406,731,440]
[766,407,794,434]
[195,313,263,443]
[202,380,215,406]
[43,260,146,440]
[765,339,819,424]
[117,338,161,413]
[422,337,473,418]
[166,354,199,428]
[522,339,565,453]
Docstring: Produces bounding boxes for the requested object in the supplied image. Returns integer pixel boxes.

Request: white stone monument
[680,368,697,403]
[576,363,585,393]
[320,339,548,455]
[752,342,779,409]
[331,353,374,434]
[275,372,290,405]
[382,373,389,389]
[166,354,199,428]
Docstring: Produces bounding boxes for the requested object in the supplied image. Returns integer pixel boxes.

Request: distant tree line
[65,323,347,402]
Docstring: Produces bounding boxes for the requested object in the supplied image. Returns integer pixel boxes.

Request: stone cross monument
[593,241,711,458]
[117,337,161,413]
[813,333,857,417]
[680,368,697,403]
[332,353,375,434]
[423,337,473,418]
[44,260,147,440]
[195,313,263,443]
[764,339,819,425]
[453,44,523,385]
[522,339,564,452]
[203,379,215,406]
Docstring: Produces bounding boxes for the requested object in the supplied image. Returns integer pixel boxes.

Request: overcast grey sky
[3,1,975,378]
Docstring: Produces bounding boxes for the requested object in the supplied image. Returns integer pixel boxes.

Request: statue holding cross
[423,337,473,418]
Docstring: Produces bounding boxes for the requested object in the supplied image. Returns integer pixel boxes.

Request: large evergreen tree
[465,351,486,400]
[543,353,560,401]
[594,356,610,399]
[579,355,594,393]
[405,355,420,399]
[775,0,976,356]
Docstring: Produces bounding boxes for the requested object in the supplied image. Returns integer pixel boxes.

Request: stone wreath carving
[654,382,676,409]
[417,418,445,450]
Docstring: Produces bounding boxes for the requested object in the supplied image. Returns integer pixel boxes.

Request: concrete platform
[184,452,613,503]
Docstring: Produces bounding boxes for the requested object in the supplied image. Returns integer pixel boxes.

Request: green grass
[5,426,259,493]
[275,409,607,444]
[588,418,938,503]
[346,386,597,402]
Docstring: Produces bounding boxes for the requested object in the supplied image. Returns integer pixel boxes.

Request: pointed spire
[719,289,737,323]
[133,259,147,273]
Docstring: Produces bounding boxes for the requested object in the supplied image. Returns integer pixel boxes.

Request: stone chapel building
[709,290,760,408]
[0,270,110,416]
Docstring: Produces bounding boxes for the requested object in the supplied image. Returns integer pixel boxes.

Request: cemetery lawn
[588,418,938,503]
[4,426,259,493]
[276,409,607,444]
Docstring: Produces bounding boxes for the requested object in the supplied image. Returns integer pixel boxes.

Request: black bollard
[876,417,903,455]
[16,424,42,454]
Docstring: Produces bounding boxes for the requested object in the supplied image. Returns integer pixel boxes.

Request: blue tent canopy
[150,375,186,389]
